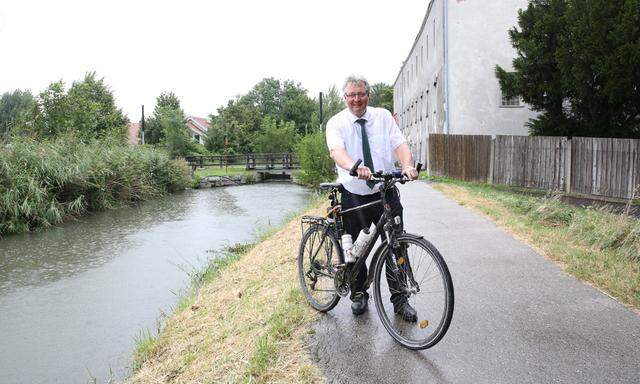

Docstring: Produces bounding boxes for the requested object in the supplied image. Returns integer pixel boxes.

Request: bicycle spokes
[374,237,453,350]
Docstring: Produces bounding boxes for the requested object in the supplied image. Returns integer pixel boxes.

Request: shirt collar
[347,108,371,124]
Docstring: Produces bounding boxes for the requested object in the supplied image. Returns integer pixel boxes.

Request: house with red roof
[186,116,210,145]
[127,116,210,145]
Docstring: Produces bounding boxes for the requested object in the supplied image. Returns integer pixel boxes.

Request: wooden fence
[428,134,640,201]
[571,137,640,199]
[429,134,491,182]
[492,135,567,191]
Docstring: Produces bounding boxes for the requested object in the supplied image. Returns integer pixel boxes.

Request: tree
[496,0,640,138]
[254,116,298,153]
[208,98,262,153]
[144,92,183,144]
[66,72,129,139]
[240,78,315,134]
[32,81,73,138]
[161,107,192,157]
[368,83,394,112]
[311,85,345,131]
[155,91,181,112]
[29,73,128,140]
[280,80,315,134]
[296,130,336,185]
[0,90,35,136]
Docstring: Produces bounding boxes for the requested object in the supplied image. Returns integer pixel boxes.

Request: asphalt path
[307,181,640,384]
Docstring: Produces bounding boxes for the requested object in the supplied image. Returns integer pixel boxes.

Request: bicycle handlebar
[348,159,362,176]
[348,158,423,184]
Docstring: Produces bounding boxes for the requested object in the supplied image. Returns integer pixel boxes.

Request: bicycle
[297,160,454,350]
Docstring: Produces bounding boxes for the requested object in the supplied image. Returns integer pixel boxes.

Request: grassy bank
[193,165,256,179]
[127,200,326,383]
[0,136,190,236]
[429,177,640,310]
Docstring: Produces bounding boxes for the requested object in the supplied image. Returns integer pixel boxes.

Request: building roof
[128,122,140,144]
[186,116,210,135]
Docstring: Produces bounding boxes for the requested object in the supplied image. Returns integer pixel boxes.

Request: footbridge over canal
[184,153,300,180]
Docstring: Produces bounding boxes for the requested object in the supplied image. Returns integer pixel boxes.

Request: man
[325,75,419,320]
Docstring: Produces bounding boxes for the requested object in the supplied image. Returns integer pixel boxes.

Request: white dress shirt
[325,106,406,195]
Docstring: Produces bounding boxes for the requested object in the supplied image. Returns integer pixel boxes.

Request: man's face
[344,82,369,117]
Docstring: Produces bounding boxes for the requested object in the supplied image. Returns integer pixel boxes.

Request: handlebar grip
[416,163,423,174]
[349,159,362,176]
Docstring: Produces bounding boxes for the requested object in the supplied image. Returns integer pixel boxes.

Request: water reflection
[0,183,311,384]
[0,189,196,295]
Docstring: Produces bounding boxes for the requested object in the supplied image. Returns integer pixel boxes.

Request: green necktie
[356,118,375,189]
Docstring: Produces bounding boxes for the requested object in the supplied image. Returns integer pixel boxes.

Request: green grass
[432,179,640,309]
[132,330,162,371]
[245,287,308,380]
[193,165,256,179]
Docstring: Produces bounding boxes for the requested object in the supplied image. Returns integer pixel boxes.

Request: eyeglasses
[344,92,369,100]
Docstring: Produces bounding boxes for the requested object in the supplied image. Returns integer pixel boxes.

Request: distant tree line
[0,72,129,140]
[0,72,394,166]
[203,78,393,155]
[496,0,640,138]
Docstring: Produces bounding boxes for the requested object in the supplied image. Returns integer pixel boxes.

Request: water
[0,183,311,384]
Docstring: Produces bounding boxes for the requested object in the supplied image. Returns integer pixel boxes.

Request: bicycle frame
[329,176,407,291]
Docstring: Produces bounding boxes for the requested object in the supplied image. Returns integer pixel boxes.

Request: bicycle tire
[297,224,341,312]
[372,235,454,350]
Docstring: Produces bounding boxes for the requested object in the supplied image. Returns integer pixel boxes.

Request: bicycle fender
[364,233,423,290]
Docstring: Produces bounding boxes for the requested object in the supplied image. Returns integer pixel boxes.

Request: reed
[0,135,190,236]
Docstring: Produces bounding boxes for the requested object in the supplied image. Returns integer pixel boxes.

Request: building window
[426,35,429,60]
[433,19,436,48]
[500,92,522,107]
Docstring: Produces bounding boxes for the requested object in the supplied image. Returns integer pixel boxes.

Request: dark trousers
[341,187,404,302]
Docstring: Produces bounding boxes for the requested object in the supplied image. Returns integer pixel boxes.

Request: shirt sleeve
[387,110,406,150]
[325,116,345,151]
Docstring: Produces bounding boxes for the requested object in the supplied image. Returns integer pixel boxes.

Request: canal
[0,183,311,384]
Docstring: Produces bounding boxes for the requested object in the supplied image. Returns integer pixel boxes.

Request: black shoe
[351,292,369,316]
[394,299,417,322]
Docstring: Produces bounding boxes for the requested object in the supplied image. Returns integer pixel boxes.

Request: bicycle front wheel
[297,224,341,312]
[373,235,454,350]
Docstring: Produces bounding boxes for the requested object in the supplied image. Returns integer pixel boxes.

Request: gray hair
[343,75,370,93]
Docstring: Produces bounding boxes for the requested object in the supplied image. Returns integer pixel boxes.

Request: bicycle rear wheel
[297,224,341,312]
[373,235,454,350]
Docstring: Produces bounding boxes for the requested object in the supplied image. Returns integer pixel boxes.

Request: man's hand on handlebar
[349,159,422,182]
[402,166,419,181]
[355,165,372,180]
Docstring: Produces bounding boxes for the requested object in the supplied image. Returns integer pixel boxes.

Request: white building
[393,0,538,164]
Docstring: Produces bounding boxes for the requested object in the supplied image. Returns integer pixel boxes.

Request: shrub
[295,131,335,186]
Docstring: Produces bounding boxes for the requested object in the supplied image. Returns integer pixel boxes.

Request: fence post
[565,138,572,194]
[488,136,495,184]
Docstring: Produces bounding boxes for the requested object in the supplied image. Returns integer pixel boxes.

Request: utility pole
[319,91,323,132]
[141,105,145,144]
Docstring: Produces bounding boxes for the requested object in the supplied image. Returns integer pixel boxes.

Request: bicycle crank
[334,269,350,297]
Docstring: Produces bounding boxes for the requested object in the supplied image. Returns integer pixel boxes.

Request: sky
[0,0,429,120]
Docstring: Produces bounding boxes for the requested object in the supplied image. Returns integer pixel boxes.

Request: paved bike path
[307,181,640,384]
